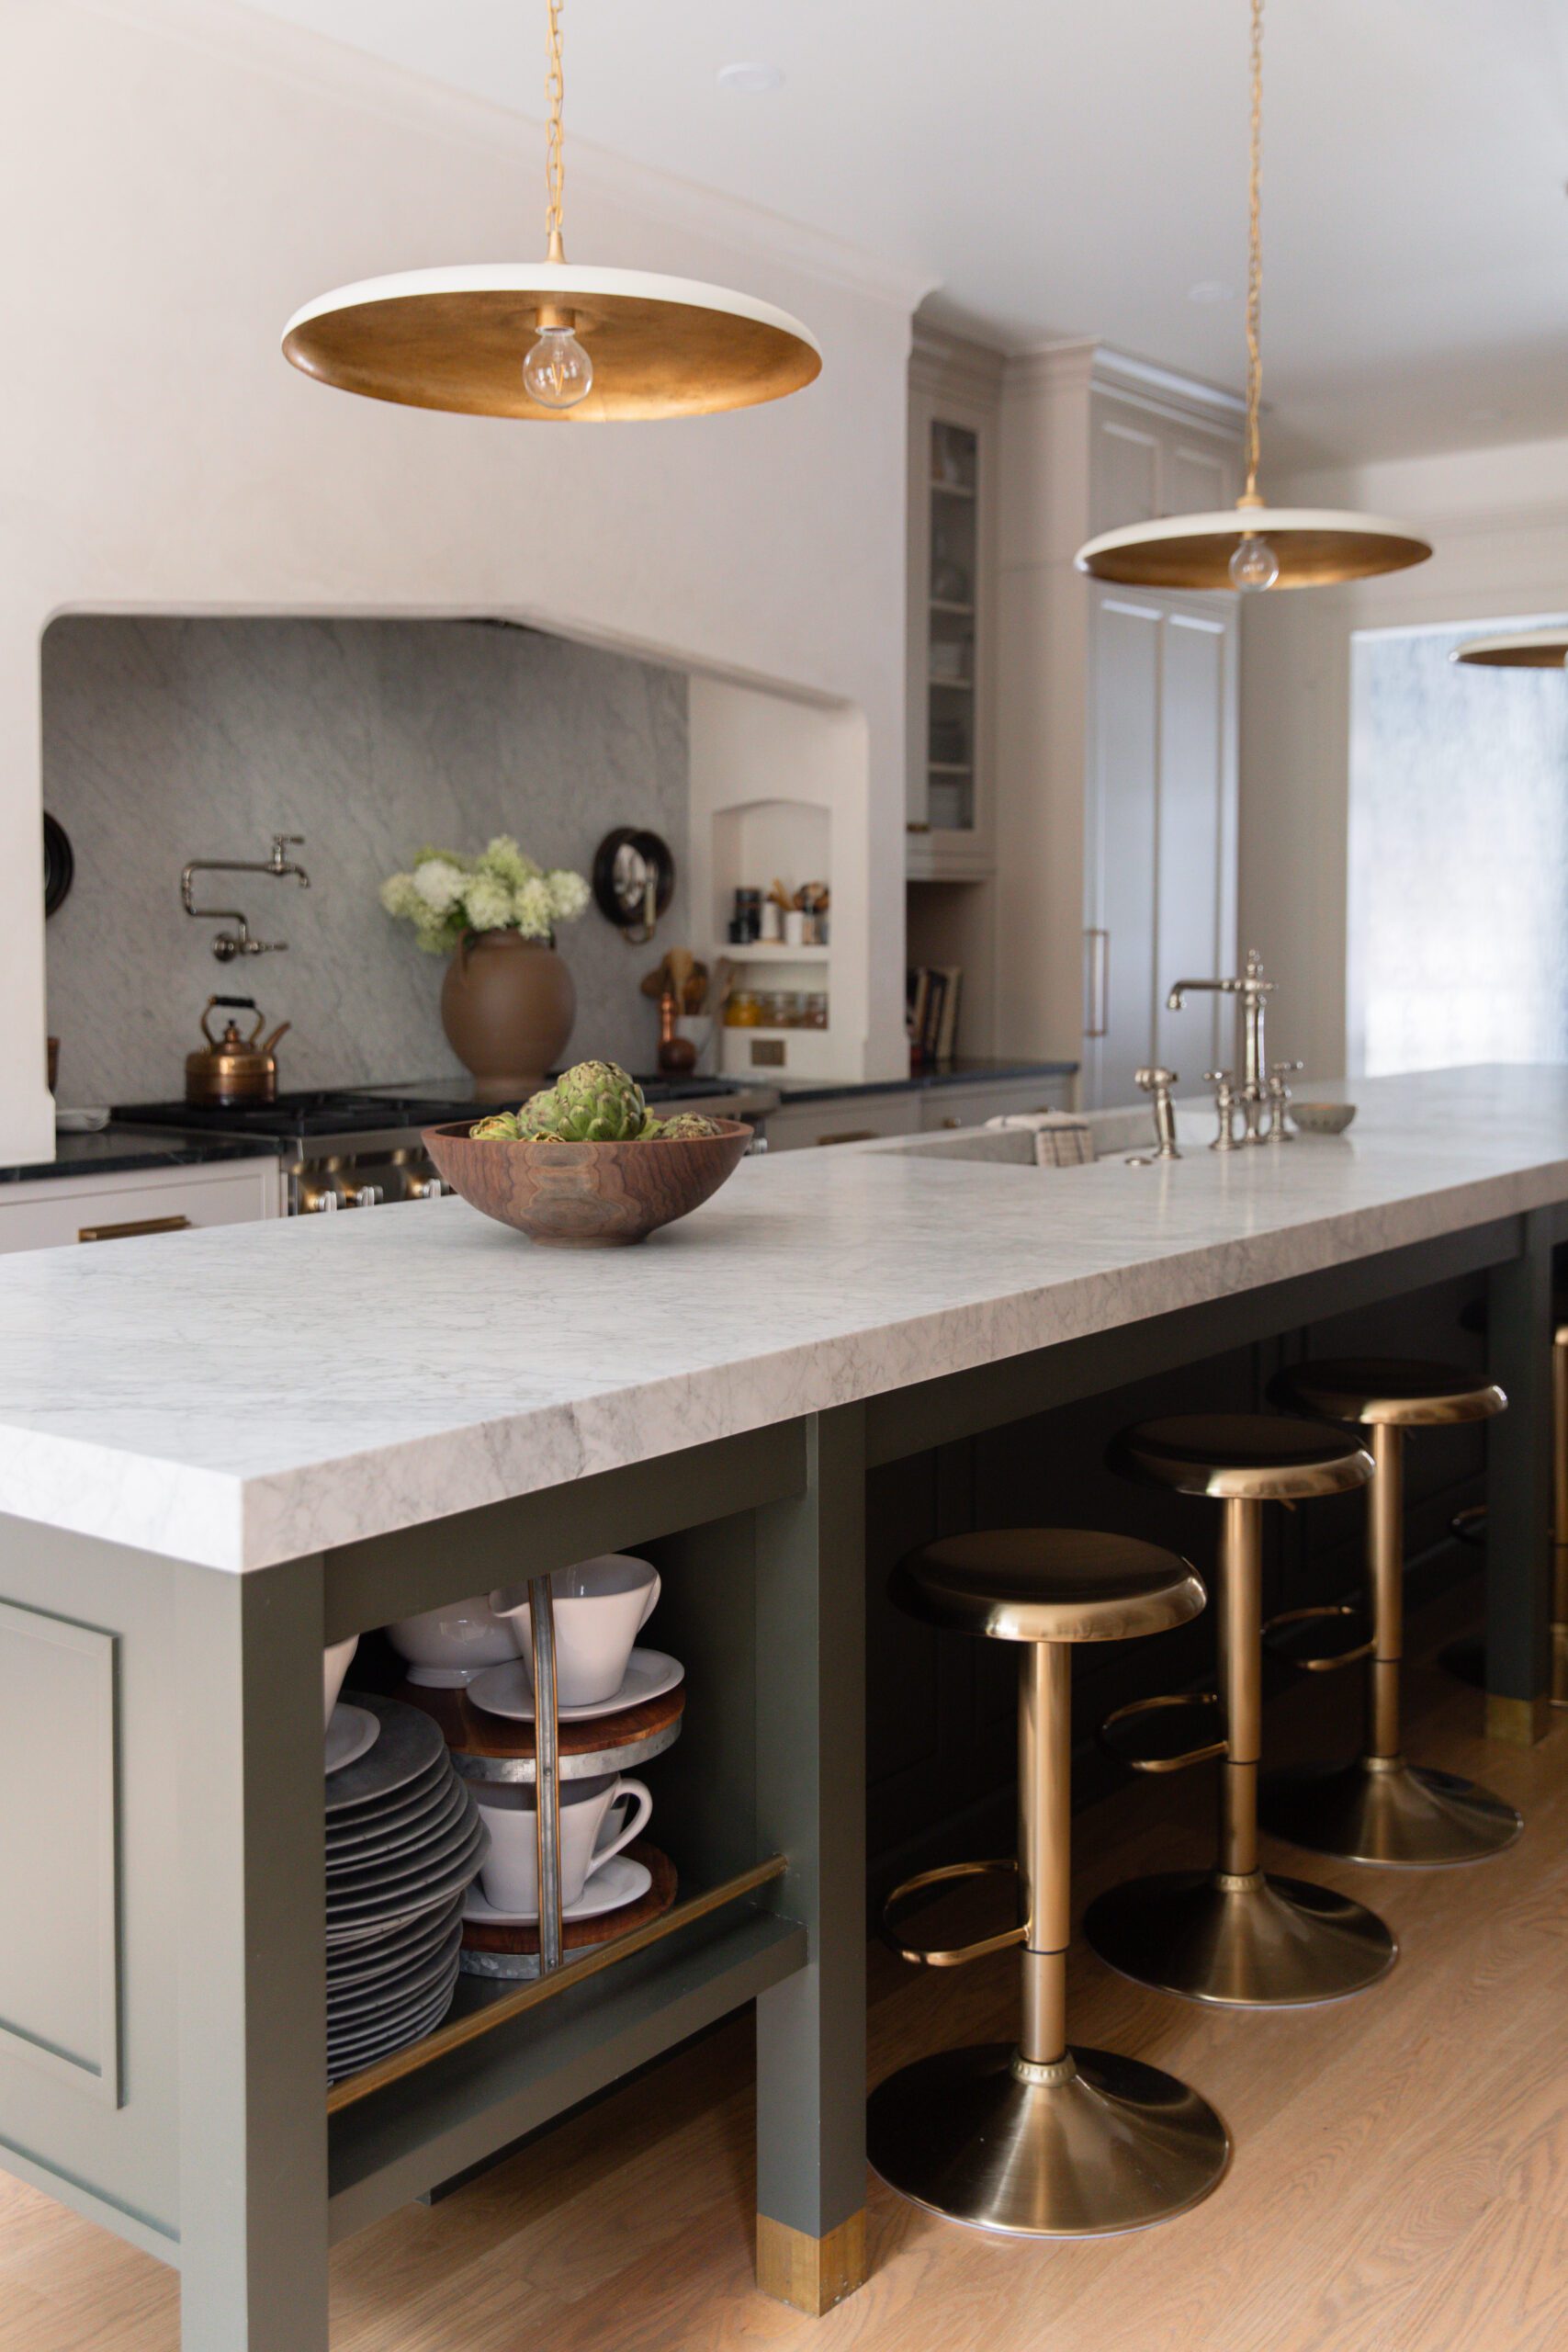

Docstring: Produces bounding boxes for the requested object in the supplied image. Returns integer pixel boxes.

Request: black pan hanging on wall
[44,813,74,918]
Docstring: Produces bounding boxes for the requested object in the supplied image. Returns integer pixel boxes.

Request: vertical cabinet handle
[1084,929,1110,1039]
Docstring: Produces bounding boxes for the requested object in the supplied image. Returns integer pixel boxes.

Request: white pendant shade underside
[1450,628,1568,670]
[1074,505,1434,591]
[282,261,822,421]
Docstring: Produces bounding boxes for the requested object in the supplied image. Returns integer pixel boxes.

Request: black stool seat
[893,1530,1203,1645]
[1115,1413,1373,1500]
[1270,1357,1505,1427]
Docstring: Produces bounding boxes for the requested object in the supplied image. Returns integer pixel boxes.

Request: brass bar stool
[867,1530,1230,2236]
[1085,1415,1398,2007]
[1263,1358,1522,1864]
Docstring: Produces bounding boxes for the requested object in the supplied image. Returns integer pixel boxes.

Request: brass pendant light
[282,0,821,421]
[1450,628,1568,669]
[1076,0,1432,592]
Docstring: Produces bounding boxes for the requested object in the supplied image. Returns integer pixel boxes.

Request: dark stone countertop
[767,1057,1078,1107]
[0,1126,282,1186]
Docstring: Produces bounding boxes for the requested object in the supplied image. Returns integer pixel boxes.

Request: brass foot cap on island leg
[756,2210,867,2315]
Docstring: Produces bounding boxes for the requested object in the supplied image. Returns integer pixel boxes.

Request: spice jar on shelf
[725,989,761,1028]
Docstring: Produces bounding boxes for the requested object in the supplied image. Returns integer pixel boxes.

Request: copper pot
[186,996,291,1106]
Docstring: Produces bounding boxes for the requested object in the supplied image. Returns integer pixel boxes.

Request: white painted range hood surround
[1,0,926,1160]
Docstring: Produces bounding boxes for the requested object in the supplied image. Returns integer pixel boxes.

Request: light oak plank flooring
[3,1589,1565,2352]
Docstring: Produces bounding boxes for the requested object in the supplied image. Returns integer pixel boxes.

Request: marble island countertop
[0,1065,1563,1575]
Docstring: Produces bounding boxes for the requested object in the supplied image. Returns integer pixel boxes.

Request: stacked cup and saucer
[387,1557,683,1978]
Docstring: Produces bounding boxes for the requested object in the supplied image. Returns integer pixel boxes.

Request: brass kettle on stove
[186,996,291,1107]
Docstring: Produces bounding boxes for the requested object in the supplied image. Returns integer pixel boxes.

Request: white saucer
[324,1703,380,1777]
[468,1649,683,1724]
[403,1663,497,1689]
[464,1854,652,1926]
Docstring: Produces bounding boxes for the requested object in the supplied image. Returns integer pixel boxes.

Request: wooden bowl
[422,1119,753,1248]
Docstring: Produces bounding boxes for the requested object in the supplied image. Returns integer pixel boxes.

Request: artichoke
[516,1089,567,1138]
[469,1112,521,1140]
[639,1115,668,1140]
[656,1113,724,1140]
[542,1060,649,1141]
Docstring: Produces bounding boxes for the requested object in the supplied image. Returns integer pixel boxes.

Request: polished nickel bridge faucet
[181,833,310,962]
[1167,948,1280,1145]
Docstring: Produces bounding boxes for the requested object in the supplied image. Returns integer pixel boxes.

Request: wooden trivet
[396,1679,684,1763]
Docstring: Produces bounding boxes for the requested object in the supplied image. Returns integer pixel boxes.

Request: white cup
[476,1774,653,1915]
[323,1635,358,1730]
[490,1555,660,1710]
[760,899,783,943]
[783,909,807,947]
[387,1595,519,1687]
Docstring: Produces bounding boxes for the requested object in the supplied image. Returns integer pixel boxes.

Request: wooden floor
[6,1590,1568,2352]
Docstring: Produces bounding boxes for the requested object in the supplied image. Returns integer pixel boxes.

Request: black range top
[114,1077,747,1141]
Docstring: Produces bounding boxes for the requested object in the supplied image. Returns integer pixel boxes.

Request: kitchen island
[0,1064,1563,2348]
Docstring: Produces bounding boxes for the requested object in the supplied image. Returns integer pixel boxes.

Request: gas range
[116,1077,775,1214]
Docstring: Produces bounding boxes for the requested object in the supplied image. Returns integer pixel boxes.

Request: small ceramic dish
[1291,1102,1357,1136]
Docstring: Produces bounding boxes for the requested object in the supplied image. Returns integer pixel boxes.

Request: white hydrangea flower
[546,869,591,923]
[513,876,554,937]
[412,857,468,914]
[462,874,514,933]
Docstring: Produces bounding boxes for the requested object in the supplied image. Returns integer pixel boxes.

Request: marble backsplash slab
[41,616,688,1107]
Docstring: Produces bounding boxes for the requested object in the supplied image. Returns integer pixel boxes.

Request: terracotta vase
[439,932,577,1102]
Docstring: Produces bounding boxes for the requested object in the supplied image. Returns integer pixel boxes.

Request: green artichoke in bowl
[528,1060,649,1142]
[654,1113,723,1139]
[469,1112,522,1140]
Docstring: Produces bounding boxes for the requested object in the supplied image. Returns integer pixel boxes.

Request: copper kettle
[186,996,291,1107]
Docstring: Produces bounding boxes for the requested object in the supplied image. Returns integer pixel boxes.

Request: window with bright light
[1348,616,1568,1075]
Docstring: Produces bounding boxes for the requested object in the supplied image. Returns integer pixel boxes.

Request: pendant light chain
[544,0,567,262]
[1241,0,1265,505]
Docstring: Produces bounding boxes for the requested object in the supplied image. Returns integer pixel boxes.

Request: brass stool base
[867,2044,1228,2237]
[1262,1757,1521,1866]
[1084,1869,1396,2007]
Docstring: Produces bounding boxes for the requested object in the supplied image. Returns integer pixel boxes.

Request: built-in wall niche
[687,673,871,1086]
[710,797,836,1080]
[906,876,996,1064]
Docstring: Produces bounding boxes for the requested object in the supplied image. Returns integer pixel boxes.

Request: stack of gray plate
[326,1693,488,2084]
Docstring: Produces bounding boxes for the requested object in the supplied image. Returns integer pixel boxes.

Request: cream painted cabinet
[0,1155,280,1254]
[1089,389,1239,532]
[907,330,1002,880]
[1082,587,1237,1106]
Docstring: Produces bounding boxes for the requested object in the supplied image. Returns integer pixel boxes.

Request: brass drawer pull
[78,1214,193,1243]
[1262,1603,1373,1673]
[880,1859,1025,1967]
[1098,1690,1227,1773]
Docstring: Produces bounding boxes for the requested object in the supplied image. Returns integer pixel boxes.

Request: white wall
[1,0,922,1159]
[1241,434,1568,1080]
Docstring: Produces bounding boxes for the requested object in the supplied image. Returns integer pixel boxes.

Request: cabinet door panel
[1156,608,1235,1073]
[1167,436,1234,517]
[1086,594,1161,1103]
[1092,414,1161,531]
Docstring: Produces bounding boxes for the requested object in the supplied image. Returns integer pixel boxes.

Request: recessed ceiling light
[1187,280,1235,305]
[717,62,784,95]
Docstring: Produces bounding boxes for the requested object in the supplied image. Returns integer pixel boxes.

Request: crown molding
[77,0,932,316]
[910,321,1007,398]
[1091,346,1247,428]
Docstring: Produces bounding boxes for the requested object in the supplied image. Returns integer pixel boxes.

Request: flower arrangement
[380,836,592,955]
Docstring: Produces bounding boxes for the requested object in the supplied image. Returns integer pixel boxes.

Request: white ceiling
[244,0,1568,469]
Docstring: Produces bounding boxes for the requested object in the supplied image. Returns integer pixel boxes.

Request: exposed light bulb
[1229,531,1280,592]
[523,325,593,411]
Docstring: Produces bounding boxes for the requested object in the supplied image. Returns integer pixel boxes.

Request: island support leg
[753,1405,868,2315]
[175,1556,329,2352]
[1486,1209,1554,1745]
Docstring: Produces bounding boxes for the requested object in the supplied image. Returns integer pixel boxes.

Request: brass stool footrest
[1097,1690,1226,1774]
[1450,1505,1487,1550]
[879,1860,1025,1967]
[1262,1603,1373,1673]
